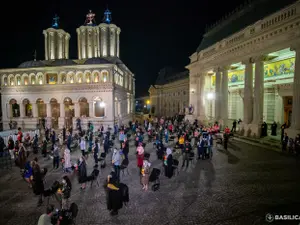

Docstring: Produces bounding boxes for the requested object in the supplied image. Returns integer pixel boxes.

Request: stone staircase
[233,133,281,151]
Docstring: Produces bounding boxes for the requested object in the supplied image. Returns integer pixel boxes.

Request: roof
[155,67,189,85]
[84,58,111,65]
[51,59,77,66]
[196,0,297,52]
[18,60,45,68]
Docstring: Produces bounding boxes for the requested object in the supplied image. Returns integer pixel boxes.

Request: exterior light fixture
[207,92,215,100]
[100,102,106,108]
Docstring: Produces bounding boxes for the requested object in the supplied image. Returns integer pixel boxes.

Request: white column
[274,86,284,124]
[252,57,265,125]
[109,27,116,57]
[74,103,80,117]
[95,30,100,57]
[20,104,25,118]
[46,103,52,118]
[290,47,300,130]
[3,103,8,120]
[243,60,253,124]
[76,29,82,59]
[221,67,229,126]
[81,30,86,59]
[198,73,206,120]
[32,103,38,118]
[101,27,108,57]
[87,29,92,58]
[116,28,120,57]
[89,101,94,118]
[65,35,70,59]
[58,103,65,129]
[58,34,63,59]
[50,32,55,60]
[215,69,222,120]
[43,31,48,60]
[60,103,65,118]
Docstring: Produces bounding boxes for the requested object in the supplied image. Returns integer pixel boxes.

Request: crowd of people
[1,115,300,224]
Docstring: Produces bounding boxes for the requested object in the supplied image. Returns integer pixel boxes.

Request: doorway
[64,97,74,128]
[283,96,292,125]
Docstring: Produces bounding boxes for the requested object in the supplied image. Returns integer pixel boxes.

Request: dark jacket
[62,183,71,199]
[78,161,87,184]
[183,143,192,153]
[32,165,44,195]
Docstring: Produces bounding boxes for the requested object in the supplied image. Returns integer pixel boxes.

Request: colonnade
[193,47,300,137]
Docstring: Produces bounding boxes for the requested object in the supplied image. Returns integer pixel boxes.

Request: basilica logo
[265,213,274,223]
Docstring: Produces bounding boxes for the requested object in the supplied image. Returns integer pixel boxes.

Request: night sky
[0,0,245,97]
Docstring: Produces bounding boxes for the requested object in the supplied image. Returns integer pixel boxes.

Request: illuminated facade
[149,68,189,117]
[187,0,300,138]
[0,10,135,130]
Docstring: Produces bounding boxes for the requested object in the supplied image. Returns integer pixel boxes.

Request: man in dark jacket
[104,137,110,154]
[32,162,44,206]
[182,139,192,168]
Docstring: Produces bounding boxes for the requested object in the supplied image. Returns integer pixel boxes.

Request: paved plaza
[0,139,300,225]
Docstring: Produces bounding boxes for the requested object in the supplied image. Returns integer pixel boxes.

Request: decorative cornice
[189,9,300,69]
[1,83,114,94]
[0,64,115,74]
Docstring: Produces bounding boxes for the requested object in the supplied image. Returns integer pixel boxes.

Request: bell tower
[99,8,121,58]
[76,10,100,59]
[43,15,70,60]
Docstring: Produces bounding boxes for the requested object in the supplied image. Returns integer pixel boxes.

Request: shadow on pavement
[228,142,242,151]
[217,149,240,165]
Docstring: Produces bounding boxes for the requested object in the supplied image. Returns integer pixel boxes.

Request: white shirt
[80,139,86,151]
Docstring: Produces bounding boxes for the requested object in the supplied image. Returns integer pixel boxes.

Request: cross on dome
[52,14,59,29]
[103,8,112,24]
[85,10,96,26]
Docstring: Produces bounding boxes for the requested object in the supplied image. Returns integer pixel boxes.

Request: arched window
[24,76,29,85]
[86,72,91,83]
[79,97,89,117]
[69,74,74,83]
[93,97,105,117]
[36,98,46,118]
[38,75,43,85]
[31,76,36,85]
[3,77,7,86]
[23,99,32,117]
[101,71,108,82]
[61,74,66,84]
[77,73,83,83]
[10,99,20,117]
[94,72,100,83]
[16,76,21,86]
[9,76,14,86]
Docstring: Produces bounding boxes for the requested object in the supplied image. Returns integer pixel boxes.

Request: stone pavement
[0,138,300,225]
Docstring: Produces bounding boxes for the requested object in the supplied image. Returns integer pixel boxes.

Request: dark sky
[0,0,245,97]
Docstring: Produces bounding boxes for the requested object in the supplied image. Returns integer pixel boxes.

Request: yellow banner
[264,57,295,77]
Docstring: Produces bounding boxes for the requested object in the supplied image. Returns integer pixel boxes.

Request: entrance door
[64,98,74,129]
[284,96,292,125]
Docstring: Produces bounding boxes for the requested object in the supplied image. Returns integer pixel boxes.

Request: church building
[0,9,135,130]
[187,0,300,138]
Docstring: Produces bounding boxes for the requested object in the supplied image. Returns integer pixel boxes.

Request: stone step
[233,134,281,149]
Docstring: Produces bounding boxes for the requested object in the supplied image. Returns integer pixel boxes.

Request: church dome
[84,58,111,65]
[51,59,77,66]
[18,60,45,68]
